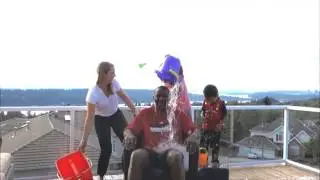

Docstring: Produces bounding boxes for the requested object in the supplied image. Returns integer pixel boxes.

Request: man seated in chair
[123,85,199,180]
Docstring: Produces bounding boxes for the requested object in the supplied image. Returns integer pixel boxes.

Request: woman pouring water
[79,61,137,180]
[155,54,192,118]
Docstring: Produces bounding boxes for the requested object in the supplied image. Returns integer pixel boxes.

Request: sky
[0,0,319,93]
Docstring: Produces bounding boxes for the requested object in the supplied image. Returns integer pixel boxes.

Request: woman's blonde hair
[96,61,114,96]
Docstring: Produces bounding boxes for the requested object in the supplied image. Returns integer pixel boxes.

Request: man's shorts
[144,148,184,170]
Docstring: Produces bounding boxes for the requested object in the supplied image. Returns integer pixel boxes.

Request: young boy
[200,84,227,167]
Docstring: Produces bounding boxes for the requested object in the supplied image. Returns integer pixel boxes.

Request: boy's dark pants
[200,130,221,163]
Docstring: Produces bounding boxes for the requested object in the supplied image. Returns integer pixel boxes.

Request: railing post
[230,110,234,145]
[70,110,75,151]
[191,107,195,123]
[283,108,289,161]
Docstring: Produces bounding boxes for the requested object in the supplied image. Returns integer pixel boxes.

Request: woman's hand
[78,140,87,152]
[117,89,137,116]
[132,108,138,117]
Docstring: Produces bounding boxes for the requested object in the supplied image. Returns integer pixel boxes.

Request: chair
[0,153,14,180]
[122,133,199,180]
[197,168,229,180]
[1,137,14,180]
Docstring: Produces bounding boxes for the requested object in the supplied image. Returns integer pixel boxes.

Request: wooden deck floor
[229,165,319,180]
[52,165,319,180]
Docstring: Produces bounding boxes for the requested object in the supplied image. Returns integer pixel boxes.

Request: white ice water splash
[154,82,190,169]
[167,81,181,141]
[156,81,182,151]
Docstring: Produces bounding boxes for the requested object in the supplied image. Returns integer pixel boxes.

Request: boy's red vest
[201,98,226,131]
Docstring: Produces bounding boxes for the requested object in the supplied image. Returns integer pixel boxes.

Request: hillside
[0,89,319,106]
[0,89,205,106]
[248,91,319,101]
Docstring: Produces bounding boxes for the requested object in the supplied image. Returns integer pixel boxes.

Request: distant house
[235,135,280,159]
[249,118,287,144]
[235,118,319,160]
[0,109,135,177]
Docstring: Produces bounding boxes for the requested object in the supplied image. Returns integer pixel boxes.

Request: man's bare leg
[128,149,149,180]
[167,149,185,180]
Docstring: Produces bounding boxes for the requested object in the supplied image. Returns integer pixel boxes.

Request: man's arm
[179,112,199,140]
[123,110,145,150]
[179,112,200,154]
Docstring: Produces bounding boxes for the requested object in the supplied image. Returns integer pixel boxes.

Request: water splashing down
[167,81,181,142]
[156,81,182,152]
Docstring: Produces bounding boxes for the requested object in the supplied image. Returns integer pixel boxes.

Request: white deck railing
[1,105,319,176]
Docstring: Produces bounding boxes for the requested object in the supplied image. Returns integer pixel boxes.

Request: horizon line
[1,87,319,93]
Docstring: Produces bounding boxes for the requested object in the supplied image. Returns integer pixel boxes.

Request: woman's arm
[117,90,137,115]
[80,103,96,145]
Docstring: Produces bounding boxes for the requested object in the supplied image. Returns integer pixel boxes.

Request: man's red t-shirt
[127,106,196,149]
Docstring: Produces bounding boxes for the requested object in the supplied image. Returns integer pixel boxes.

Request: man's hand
[123,130,137,150]
[185,130,199,154]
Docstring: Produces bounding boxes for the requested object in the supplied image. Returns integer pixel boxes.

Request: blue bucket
[155,55,181,84]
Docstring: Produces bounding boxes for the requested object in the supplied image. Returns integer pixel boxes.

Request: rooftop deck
[47,164,320,180]
[1,105,319,180]
[229,165,319,180]
[46,165,319,180]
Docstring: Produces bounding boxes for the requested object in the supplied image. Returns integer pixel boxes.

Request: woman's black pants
[94,109,127,177]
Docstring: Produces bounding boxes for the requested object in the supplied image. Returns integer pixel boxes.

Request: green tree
[304,134,320,164]
[5,111,24,119]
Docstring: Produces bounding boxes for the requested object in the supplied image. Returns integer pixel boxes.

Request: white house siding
[250,131,272,138]
[250,127,284,142]
[289,143,300,157]
[237,146,276,159]
[250,130,282,143]
[272,131,284,143]
[296,131,311,143]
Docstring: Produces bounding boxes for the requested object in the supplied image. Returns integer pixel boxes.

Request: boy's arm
[215,101,227,132]
[221,101,227,119]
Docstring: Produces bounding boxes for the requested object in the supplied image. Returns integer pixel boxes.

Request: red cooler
[56,150,93,180]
